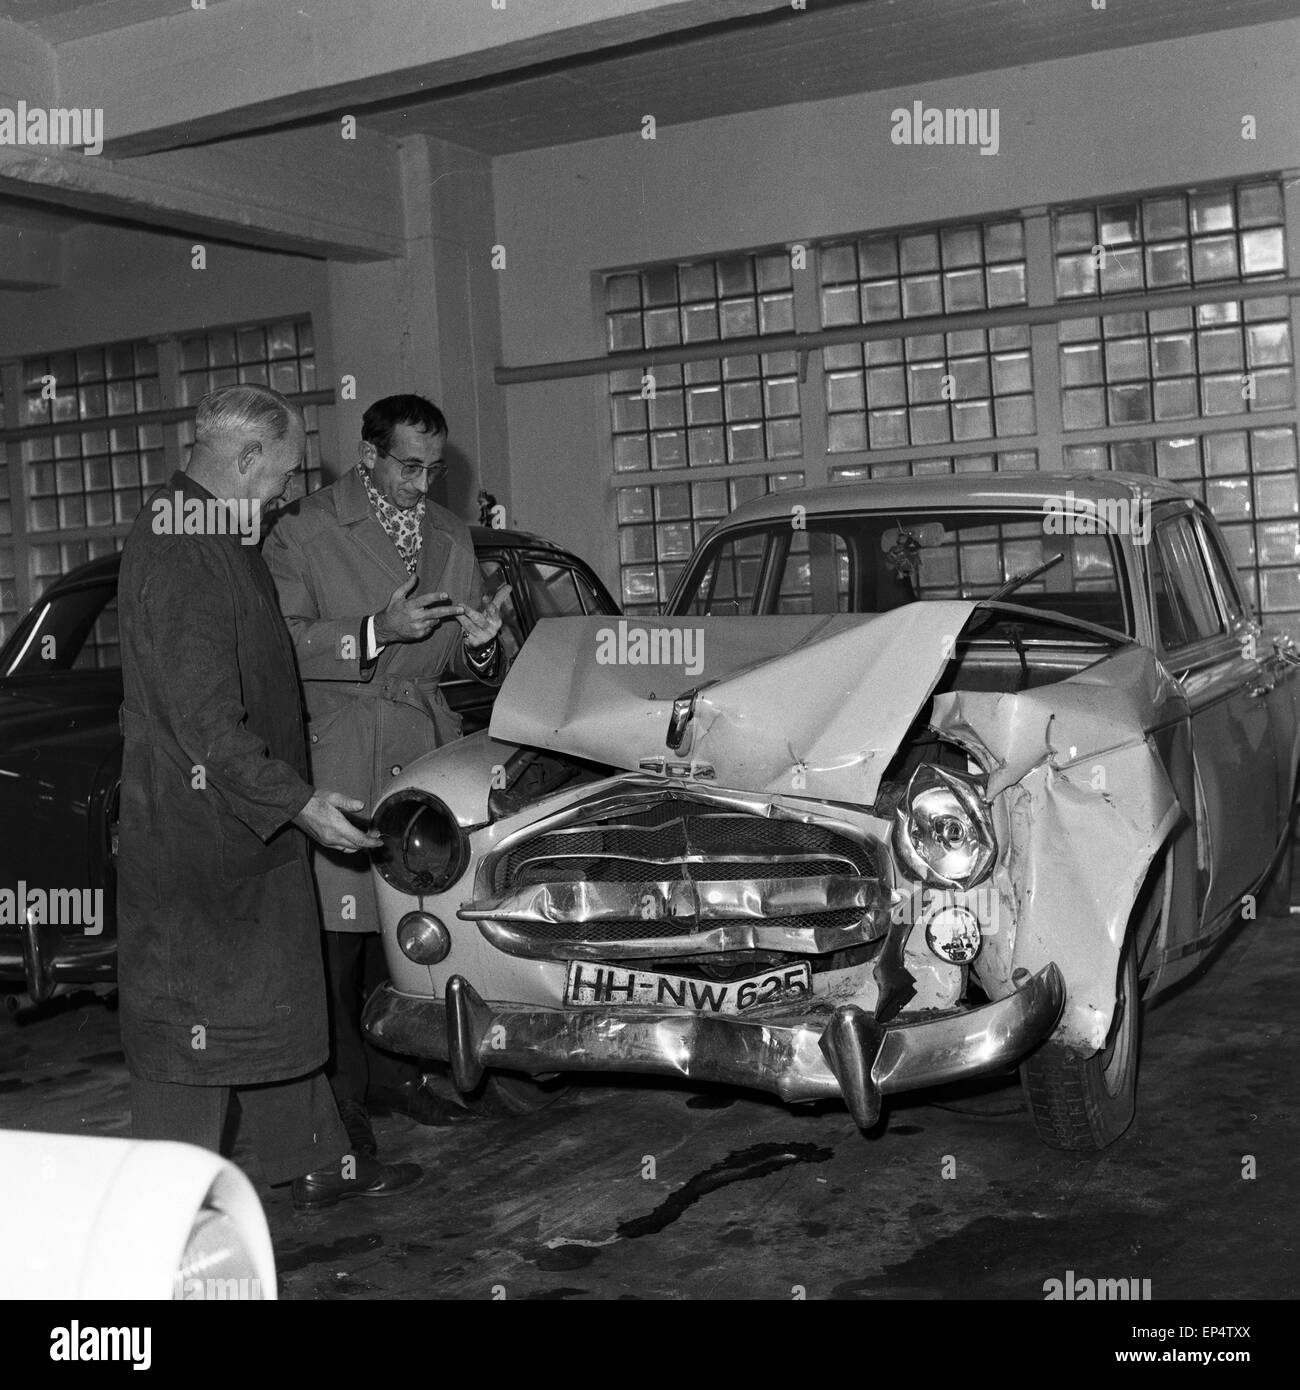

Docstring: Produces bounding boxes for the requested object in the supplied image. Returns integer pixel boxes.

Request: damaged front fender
[933,645,1188,1054]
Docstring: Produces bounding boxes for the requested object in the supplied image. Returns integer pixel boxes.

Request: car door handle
[1248,679,1275,698]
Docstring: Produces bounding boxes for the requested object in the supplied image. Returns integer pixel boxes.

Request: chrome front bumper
[362,963,1066,1129]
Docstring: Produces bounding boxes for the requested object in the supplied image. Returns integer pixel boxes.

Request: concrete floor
[2,914,1295,1301]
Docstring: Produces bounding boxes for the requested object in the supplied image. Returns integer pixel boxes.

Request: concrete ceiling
[1,0,1298,266]
[0,0,184,43]
[360,0,1300,154]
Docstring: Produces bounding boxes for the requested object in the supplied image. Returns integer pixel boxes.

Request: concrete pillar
[324,134,508,525]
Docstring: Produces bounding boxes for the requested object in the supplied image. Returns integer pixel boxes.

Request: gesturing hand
[456,583,511,648]
[373,574,463,645]
[294,791,382,853]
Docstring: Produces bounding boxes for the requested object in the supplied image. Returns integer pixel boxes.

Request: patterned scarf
[359,465,424,575]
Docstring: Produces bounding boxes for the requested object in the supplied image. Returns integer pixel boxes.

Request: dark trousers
[323,930,419,1108]
[130,1069,348,1186]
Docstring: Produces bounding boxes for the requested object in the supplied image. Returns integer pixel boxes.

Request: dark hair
[361,394,448,454]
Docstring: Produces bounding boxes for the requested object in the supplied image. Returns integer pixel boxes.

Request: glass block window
[606,252,802,472]
[829,450,1039,484]
[1063,426,1300,638]
[23,422,168,538]
[819,219,1029,327]
[823,324,1036,452]
[21,340,161,431]
[176,319,323,500]
[27,534,125,605]
[1059,296,1293,430]
[177,318,317,404]
[18,338,168,565]
[616,470,804,614]
[1053,180,1286,298]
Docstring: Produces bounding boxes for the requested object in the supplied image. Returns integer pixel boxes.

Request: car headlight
[373,790,469,895]
[893,764,995,889]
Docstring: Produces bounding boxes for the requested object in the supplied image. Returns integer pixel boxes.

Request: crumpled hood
[489,604,976,803]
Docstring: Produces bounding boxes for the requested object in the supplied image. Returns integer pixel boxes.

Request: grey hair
[194,383,299,445]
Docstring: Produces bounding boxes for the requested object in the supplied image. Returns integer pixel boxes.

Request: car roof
[33,524,575,598]
[720,470,1194,527]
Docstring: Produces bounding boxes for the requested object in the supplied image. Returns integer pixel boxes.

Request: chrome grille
[484,795,878,947]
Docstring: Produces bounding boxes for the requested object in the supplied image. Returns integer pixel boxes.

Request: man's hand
[373,574,464,645]
[457,583,511,648]
[293,791,383,853]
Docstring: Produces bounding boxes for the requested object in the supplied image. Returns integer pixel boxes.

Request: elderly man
[264,393,507,1156]
[117,383,421,1212]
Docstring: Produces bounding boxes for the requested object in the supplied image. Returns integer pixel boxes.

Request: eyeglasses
[375,446,448,482]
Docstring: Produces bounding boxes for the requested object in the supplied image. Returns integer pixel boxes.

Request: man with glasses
[265,394,508,1153]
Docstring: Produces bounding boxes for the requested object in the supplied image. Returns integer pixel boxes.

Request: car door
[1195,504,1300,873]
[1149,501,1279,943]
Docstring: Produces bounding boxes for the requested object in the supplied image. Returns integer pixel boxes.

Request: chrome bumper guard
[0,922,117,1005]
[362,963,1066,1128]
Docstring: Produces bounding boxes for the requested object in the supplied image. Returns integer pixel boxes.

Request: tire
[460,1069,571,1118]
[1020,931,1139,1150]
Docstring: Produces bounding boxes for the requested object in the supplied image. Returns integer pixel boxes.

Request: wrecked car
[363,473,1300,1147]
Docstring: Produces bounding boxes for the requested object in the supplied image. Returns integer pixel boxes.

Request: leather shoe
[336,1099,378,1158]
[291,1153,423,1212]
[368,1076,476,1128]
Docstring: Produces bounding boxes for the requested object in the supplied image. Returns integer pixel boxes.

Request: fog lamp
[923,904,983,964]
[893,764,995,889]
[397,910,451,965]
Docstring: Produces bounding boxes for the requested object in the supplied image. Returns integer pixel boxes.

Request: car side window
[4,584,118,676]
[1196,513,1247,624]
[571,569,604,615]
[1152,513,1225,652]
[520,559,588,618]
[476,559,524,660]
[684,532,766,616]
[774,529,852,614]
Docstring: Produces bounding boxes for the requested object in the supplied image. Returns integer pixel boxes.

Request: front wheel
[460,1069,570,1117]
[1020,932,1139,1150]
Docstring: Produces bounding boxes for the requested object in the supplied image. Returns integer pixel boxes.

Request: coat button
[311,734,318,743]
[391,765,402,776]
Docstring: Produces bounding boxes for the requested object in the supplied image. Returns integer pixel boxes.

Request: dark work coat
[263,468,505,935]
[116,471,325,1085]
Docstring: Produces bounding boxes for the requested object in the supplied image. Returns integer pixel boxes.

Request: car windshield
[672,508,1131,637]
[1,584,119,677]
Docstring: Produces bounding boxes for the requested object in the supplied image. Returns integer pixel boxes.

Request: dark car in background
[0,524,618,1009]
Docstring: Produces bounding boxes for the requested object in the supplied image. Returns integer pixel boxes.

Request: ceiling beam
[0,222,62,291]
[0,124,405,262]
[57,0,783,157]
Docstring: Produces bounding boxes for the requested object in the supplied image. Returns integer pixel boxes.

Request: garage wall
[492,17,1300,595]
[0,224,331,364]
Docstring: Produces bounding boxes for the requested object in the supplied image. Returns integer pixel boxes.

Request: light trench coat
[263,468,503,934]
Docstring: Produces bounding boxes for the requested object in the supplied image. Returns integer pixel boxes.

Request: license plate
[564,959,811,1014]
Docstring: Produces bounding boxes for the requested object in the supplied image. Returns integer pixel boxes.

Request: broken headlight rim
[373,790,469,895]
[892,764,995,890]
